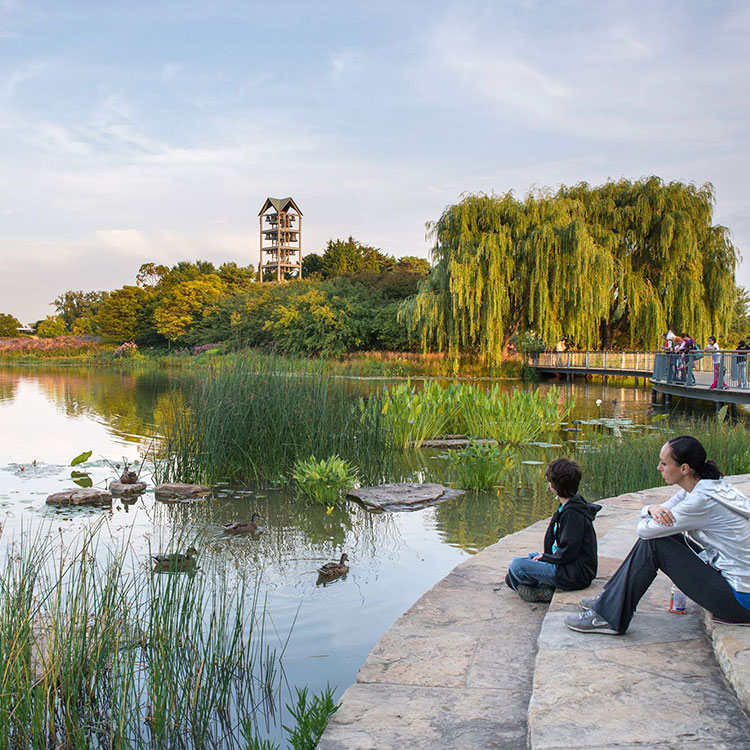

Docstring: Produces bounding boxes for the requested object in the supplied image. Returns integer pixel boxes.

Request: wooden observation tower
[258,197,303,282]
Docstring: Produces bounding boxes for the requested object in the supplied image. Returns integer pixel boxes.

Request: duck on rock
[317,553,349,579]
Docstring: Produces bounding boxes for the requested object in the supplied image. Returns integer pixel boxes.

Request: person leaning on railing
[735,340,749,390]
[706,336,728,390]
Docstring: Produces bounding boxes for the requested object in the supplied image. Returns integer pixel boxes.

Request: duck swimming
[222,513,261,534]
[317,553,349,579]
[152,546,198,572]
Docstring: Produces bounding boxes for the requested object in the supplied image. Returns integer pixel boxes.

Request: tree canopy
[0,313,21,336]
[402,177,738,366]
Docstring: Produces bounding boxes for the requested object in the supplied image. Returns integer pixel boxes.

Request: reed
[0,524,292,748]
[574,418,750,500]
[155,357,391,486]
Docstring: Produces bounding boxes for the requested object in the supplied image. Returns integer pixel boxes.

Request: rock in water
[110,481,148,496]
[347,483,464,512]
[46,488,113,507]
[153,483,210,500]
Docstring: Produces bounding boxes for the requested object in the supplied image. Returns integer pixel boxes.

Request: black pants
[595,534,750,633]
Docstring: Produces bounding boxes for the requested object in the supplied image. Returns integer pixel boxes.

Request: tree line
[1,177,743,361]
[5,238,430,356]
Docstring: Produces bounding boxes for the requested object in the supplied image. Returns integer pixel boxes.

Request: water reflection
[0,365,731,745]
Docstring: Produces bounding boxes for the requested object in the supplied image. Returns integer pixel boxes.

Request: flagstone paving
[319,475,750,749]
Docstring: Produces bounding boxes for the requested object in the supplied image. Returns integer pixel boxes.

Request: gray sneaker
[565,609,620,635]
[579,593,602,611]
[517,584,555,603]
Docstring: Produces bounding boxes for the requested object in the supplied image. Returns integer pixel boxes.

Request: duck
[222,513,261,534]
[317,553,349,579]
[152,546,198,572]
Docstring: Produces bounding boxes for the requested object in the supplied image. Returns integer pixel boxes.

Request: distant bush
[0,336,104,359]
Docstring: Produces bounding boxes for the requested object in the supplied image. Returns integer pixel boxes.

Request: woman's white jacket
[637,478,750,593]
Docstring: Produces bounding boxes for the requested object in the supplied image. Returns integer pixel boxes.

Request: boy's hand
[533,554,544,561]
[648,504,675,526]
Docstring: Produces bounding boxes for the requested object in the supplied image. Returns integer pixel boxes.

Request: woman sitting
[566,435,750,634]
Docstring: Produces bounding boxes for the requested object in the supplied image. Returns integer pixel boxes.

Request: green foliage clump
[462,385,574,445]
[35,315,67,337]
[362,381,458,450]
[283,686,339,750]
[292,455,358,507]
[362,382,574,449]
[443,441,514,490]
[0,312,21,336]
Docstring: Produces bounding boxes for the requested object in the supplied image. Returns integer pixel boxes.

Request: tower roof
[258,197,303,216]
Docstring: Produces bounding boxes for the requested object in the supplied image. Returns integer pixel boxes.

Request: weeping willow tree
[402,177,737,367]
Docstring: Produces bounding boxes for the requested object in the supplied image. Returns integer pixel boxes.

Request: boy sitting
[506,457,601,603]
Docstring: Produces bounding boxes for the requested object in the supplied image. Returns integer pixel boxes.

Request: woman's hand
[648,504,675,526]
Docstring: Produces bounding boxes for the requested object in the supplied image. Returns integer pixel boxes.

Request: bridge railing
[652,351,749,391]
[530,351,656,372]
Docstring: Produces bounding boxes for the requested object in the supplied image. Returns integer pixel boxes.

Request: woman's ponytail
[698,459,722,480]
[668,435,723,479]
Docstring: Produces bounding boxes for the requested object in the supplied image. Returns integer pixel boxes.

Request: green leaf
[71,450,93,466]
[71,471,92,487]
[717,405,729,423]
[651,413,669,423]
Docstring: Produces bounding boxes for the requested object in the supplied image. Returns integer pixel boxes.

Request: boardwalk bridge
[528,350,750,410]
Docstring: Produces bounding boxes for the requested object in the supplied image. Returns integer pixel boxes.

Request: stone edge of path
[318,474,750,750]
[704,474,750,716]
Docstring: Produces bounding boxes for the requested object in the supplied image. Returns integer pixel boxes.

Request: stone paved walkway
[319,476,750,750]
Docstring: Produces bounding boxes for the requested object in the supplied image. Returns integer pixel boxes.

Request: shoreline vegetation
[0,339,529,379]
[0,523,336,749]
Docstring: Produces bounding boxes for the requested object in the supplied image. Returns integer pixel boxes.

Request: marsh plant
[0,525,330,749]
[574,418,750,500]
[362,382,574,449]
[361,380,459,450]
[292,455,359,507]
[155,357,390,486]
[461,385,574,445]
[442,440,515,491]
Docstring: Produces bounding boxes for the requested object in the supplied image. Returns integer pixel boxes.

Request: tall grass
[0,525,281,748]
[574,418,750,500]
[155,357,391,486]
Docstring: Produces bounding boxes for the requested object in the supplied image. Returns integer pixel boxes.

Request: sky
[1,0,749,323]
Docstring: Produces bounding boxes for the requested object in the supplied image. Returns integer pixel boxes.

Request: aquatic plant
[442,440,515,491]
[155,357,390,486]
[362,382,574,448]
[361,380,459,450]
[0,526,281,748]
[292,455,358,507]
[574,417,750,500]
[461,385,574,445]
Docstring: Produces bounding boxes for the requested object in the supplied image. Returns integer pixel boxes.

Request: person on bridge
[565,436,750,634]
[707,336,728,390]
[505,458,601,603]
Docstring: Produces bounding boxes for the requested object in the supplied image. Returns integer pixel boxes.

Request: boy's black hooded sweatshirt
[539,494,602,590]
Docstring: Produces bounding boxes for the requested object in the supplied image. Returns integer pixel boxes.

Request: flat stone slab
[109,481,147,496]
[347,483,464,511]
[412,438,497,449]
[46,488,112,507]
[153,482,210,499]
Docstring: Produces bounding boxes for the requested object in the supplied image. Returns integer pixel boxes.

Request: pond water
[0,366,716,744]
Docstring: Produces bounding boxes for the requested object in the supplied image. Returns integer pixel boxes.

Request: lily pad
[71,451,93,467]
